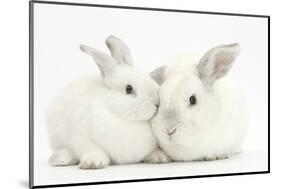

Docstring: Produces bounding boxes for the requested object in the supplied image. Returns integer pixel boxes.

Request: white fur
[46,36,160,169]
[151,44,248,161]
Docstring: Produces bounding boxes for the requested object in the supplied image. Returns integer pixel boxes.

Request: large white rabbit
[150,43,248,161]
[46,36,165,169]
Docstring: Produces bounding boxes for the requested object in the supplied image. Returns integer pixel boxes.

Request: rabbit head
[80,35,159,121]
[151,43,241,152]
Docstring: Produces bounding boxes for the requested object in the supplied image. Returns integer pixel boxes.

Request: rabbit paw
[79,151,110,169]
[215,154,229,160]
[144,149,171,163]
[198,154,230,161]
[49,148,78,166]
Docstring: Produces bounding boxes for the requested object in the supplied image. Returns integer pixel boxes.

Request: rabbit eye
[126,84,134,95]
[189,95,197,105]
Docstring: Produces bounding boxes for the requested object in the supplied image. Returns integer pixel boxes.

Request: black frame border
[29,0,270,188]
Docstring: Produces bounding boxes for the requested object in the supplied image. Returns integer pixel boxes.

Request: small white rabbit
[46,36,164,169]
[150,43,248,161]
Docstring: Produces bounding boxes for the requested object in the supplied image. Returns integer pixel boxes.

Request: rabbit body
[46,36,160,169]
[150,44,248,161]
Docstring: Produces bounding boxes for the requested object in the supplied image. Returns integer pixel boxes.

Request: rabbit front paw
[79,151,110,169]
[197,154,230,161]
[144,149,171,164]
[49,148,79,166]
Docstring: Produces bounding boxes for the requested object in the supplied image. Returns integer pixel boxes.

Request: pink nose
[167,127,177,136]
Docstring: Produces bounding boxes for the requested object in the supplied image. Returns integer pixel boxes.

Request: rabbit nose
[167,127,177,136]
[152,94,159,107]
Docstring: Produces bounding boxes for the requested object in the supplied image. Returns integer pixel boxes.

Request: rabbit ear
[80,44,117,78]
[197,43,240,87]
[150,66,167,85]
[105,35,133,65]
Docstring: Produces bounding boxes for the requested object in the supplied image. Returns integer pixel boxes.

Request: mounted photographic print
[29,0,270,188]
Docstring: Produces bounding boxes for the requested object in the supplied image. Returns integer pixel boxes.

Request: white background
[32,1,268,186]
[0,0,277,189]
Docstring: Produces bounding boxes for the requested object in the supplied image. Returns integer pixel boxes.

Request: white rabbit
[46,36,165,169]
[150,43,248,161]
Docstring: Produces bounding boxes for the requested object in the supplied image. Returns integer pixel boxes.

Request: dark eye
[126,84,134,95]
[189,95,197,105]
